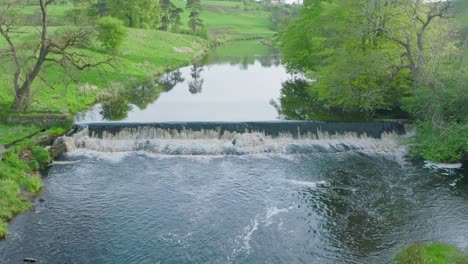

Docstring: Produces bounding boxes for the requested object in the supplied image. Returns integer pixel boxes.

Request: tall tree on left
[0,0,112,112]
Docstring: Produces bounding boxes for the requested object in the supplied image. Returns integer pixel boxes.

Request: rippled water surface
[1,40,467,263]
[1,150,467,263]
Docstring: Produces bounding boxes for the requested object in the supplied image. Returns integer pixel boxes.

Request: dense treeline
[279,0,467,162]
[63,0,203,34]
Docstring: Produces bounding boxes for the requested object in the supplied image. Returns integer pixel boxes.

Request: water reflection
[160,69,185,93]
[202,54,282,70]
[100,98,133,121]
[75,40,288,123]
[93,71,186,121]
[188,64,204,94]
[273,78,367,121]
[125,81,163,110]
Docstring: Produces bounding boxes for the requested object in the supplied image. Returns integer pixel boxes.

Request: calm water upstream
[75,41,285,123]
[1,40,467,263]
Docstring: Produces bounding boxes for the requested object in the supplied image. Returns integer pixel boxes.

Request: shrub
[31,146,51,165]
[410,123,468,163]
[96,16,128,53]
[394,243,468,264]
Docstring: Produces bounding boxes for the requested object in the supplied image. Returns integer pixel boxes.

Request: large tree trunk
[14,84,32,112]
[11,0,49,112]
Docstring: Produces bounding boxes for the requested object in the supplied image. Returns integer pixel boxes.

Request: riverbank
[0,0,283,239]
[0,29,208,238]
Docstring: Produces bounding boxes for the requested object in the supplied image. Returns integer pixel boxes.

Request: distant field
[174,0,275,38]
[17,1,275,38]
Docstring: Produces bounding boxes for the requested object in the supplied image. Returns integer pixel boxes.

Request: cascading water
[62,121,408,156]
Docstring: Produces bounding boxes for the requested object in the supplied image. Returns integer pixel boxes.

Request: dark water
[1,149,467,263]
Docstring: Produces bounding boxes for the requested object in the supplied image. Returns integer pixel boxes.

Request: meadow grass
[0,141,47,239]
[173,0,275,38]
[0,124,41,145]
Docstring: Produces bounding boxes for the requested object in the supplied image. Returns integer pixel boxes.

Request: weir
[61,121,408,155]
[74,121,407,139]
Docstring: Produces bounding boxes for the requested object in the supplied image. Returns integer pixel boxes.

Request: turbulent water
[1,41,467,263]
[1,127,467,263]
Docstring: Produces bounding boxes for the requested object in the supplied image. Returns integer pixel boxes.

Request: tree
[186,0,203,35]
[159,0,172,31]
[279,0,456,115]
[96,16,128,52]
[364,0,455,90]
[0,0,112,112]
[279,0,466,161]
[159,0,183,32]
[169,6,183,31]
[106,0,161,28]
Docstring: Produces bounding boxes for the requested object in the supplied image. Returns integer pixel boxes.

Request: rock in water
[23,258,37,263]
[50,137,67,159]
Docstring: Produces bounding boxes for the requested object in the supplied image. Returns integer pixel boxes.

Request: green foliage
[96,16,128,52]
[279,0,414,114]
[394,243,468,264]
[275,79,366,121]
[65,2,94,26]
[186,0,203,35]
[0,124,41,145]
[0,143,46,239]
[409,123,468,163]
[106,0,161,28]
[31,145,51,165]
[160,0,183,32]
[279,0,466,162]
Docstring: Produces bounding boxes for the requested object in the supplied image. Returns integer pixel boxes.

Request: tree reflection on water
[188,64,204,94]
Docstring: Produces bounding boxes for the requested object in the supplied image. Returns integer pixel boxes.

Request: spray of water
[61,126,406,156]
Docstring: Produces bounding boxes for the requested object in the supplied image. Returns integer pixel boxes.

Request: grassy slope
[0,28,208,113]
[174,0,275,39]
[0,141,48,238]
[0,124,41,145]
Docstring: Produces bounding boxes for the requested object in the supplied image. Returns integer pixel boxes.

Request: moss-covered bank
[394,243,468,264]
[0,140,52,239]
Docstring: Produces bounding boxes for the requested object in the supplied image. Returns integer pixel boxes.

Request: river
[0,40,466,264]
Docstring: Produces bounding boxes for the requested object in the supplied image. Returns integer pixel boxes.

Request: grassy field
[160,0,274,40]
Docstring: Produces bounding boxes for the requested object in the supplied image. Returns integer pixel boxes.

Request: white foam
[424,161,463,170]
[60,127,405,156]
[284,179,327,188]
[242,218,259,252]
[265,206,289,226]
